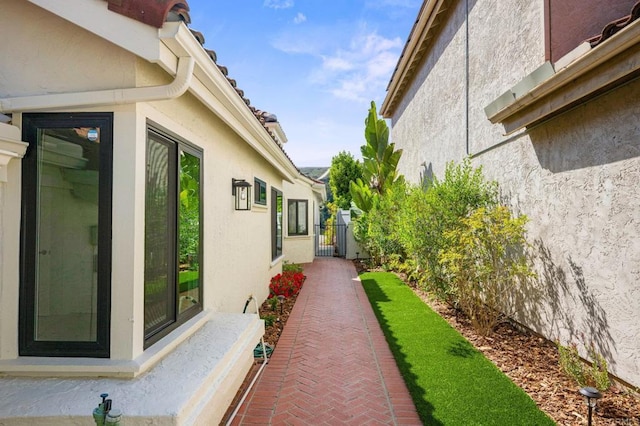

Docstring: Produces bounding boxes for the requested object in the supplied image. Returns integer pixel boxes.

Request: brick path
[231,257,422,425]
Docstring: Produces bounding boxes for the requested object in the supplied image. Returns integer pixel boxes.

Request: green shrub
[399,159,498,299]
[557,342,611,390]
[282,261,303,273]
[438,206,533,334]
[362,181,406,265]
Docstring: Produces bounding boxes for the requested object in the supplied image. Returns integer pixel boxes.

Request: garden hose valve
[92,393,112,426]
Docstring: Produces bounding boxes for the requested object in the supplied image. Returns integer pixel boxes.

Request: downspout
[0,56,195,113]
[465,0,470,155]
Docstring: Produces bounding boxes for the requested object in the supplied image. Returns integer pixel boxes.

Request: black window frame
[144,124,203,348]
[287,199,309,236]
[271,187,283,260]
[19,113,113,358]
[254,177,267,206]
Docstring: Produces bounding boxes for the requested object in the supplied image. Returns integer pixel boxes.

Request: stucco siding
[387,0,640,386]
[0,1,137,98]
[391,2,467,183]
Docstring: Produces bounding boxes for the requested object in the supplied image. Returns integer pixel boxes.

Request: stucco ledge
[0,312,264,425]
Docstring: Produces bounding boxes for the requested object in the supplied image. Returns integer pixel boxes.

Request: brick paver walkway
[231,257,422,425]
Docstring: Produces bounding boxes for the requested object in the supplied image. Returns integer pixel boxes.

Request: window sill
[286,234,310,239]
[0,310,216,378]
[252,203,268,211]
[270,255,284,268]
[485,19,640,134]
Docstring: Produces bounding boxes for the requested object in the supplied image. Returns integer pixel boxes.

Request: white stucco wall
[387,0,640,387]
[283,179,321,264]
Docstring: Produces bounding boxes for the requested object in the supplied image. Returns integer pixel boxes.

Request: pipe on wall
[0,56,195,113]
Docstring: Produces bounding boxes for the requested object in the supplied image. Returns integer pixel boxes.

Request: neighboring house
[0,0,324,424]
[381,0,640,388]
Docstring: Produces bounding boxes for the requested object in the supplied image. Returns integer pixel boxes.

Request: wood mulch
[223,263,640,425]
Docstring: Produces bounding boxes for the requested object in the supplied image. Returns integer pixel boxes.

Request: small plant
[268,296,278,311]
[262,314,276,327]
[282,261,304,273]
[587,345,611,390]
[556,342,610,390]
[557,342,586,386]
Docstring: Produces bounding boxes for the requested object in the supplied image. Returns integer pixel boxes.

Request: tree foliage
[350,101,404,213]
[329,151,362,210]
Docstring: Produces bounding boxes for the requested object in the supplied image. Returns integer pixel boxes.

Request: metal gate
[314,223,347,257]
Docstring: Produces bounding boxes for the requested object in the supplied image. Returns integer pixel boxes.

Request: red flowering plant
[269,271,306,298]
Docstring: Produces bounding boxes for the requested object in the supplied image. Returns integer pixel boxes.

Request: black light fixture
[232,178,252,211]
[277,294,285,314]
[579,386,602,426]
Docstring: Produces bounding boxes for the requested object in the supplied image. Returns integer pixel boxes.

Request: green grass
[360,272,554,425]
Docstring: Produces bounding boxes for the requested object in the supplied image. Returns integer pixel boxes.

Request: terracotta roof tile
[588,1,640,47]
[107,0,190,29]
[106,0,306,175]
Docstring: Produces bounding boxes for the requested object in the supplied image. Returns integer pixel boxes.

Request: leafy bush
[399,159,498,299]
[361,181,407,265]
[282,261,303,273]
[557,342,611,390]
[269,271,306,298]
[439,206,533,334]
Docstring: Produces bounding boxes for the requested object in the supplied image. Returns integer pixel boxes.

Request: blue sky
[186,0,421,167]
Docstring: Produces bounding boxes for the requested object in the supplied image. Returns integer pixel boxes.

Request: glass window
[20,113,113,357]
[254,178,267,205]
[144,126,202,345]
[288,199,308,236]
[271,188,282,260]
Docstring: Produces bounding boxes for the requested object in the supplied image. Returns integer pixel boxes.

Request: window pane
[297,201,307,234]
[276,192,282,254]
[288,200,297,235]
[272,188,282,259]
[178,151,201,314]
[34,128,101,341]
[144,136,175,334]
[254,178,267,205]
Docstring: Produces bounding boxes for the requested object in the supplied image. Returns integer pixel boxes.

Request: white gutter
[0,56,195,113]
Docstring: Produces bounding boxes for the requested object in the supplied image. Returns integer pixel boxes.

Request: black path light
[232,178,252,211]
[277,294,285,314]
[579,386,602,426]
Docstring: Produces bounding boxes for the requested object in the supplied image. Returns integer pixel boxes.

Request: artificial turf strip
[360,272,554,426]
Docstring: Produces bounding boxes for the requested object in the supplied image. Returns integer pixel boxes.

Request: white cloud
[273,23,402,104]
[293,12,306,24]
[263,0,294,9]
[322,56,353,72]
[312,29,403,103]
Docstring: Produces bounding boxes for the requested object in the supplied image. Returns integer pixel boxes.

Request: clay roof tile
[588,1,640,47]
[107,0,190,29]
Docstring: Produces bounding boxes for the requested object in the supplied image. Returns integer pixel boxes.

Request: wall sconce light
[579,386,602,426]
[232,178,252,211]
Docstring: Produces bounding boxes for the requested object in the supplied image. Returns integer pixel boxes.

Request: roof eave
[380,0,450,118]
